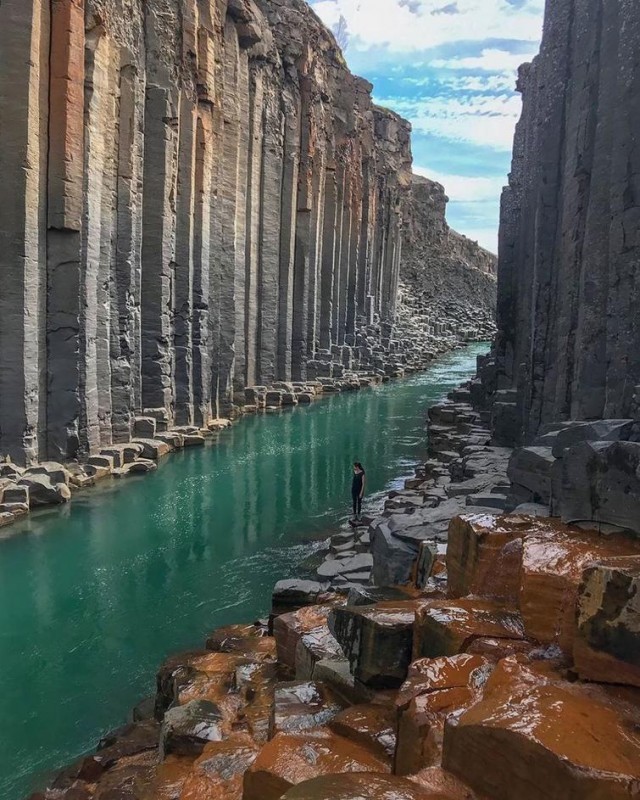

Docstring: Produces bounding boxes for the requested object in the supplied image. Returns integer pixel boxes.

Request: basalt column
[0,0,413,464]
[141,4,181,422]
[111,53,145,442]
[277,82,301,381]
[47,0,86,460]
[0,0,49,465]
[495,0,640,442]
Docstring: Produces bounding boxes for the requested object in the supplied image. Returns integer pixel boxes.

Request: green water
[0,344,486,799]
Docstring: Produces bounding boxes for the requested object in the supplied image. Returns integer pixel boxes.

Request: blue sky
[308,0,545,253]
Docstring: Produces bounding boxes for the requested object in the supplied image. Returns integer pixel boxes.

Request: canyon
[0,0,495,534]
[0,0,494,472]
[4,0,640,798]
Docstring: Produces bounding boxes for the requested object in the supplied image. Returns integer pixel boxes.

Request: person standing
[351,462,366,522]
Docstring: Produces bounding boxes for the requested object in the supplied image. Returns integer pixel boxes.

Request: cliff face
[495,0,640,444]
[0,0,412,465]
[401,175,497,332]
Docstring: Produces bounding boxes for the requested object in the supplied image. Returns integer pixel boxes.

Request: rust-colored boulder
[329,703,397,761]
[409,767,479,799]
[206,623,275,662]
[397,686,476,775]
[413,599,525,660]
[329,602,420,688]
[394,655,492,775]
[180,734,260,800]
[574,556,640,688]
[140,755,194,799]
[396,654,492,710]
[447,515,640,656]
[446,514,523,603]
[243,728,390,800]
[278,772,454,798]
[463,637,536,662]
[295,622,344,681]
[175,652,246,706]
[270,681,345,738]
[519,525,640,653]
[273,606,335,673]
[443,656,640,800]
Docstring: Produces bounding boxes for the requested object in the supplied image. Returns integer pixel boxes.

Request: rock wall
[0,0,412,466]
[400,176,497,346]
[495,0,640,444]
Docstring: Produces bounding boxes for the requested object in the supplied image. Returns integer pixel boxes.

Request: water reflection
[0,344,487,798]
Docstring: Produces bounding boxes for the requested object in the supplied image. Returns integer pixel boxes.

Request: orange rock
[180,734,260,800]
[176,652,247,718]
[270,681,345,738]
[397,654,492,710]
[413,599,525,660]
[243,727,390,800]
[519,525,640,653]
[396,685,476,775]
[278,772,456,798]
[409,767,479,799]
[205,623,274,663]
[463,637,536,662]
[394,655,492,777]
[447,514,524,603]
[273,606,335,672]
[574,556,640,688]
[443,656,640,800]
[328,703,397,761]
[447,515,640,656]
[156,649,214,715]
[140,755,194,799]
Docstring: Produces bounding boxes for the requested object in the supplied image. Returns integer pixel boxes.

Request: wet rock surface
[33,367,640,800]
[443,657,640,800]
[25,0,640,797]
[279,772,447,799]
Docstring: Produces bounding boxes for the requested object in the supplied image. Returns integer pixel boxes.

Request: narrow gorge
[4,0,640,799]
[1,0,418,466]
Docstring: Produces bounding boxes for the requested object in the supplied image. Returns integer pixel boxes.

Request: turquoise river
[0,344,487,799]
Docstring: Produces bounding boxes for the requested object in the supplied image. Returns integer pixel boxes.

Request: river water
[0,344,487,798]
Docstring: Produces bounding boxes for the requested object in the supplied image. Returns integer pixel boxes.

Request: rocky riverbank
[30,352,640,800]
[0,293,494,538]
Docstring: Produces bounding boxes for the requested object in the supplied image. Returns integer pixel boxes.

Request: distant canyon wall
[402,175,497,314]
[0,0,412,465]
[495,0,640,444]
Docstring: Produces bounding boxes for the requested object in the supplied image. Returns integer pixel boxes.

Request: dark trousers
[352,492,362,516]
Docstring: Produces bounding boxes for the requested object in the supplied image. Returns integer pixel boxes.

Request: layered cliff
[400,175,497,339]
[0,0,412,466]
[495,0,640,443]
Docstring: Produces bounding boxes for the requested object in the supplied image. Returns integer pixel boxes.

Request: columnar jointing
[495,0,640,445]
[0,0,412,465]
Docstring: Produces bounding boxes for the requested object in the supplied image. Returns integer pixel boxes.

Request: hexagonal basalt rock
[329,602,420,689]
[574,556,640,688]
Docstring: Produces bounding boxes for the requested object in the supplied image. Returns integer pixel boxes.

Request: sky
[307,0,546,253]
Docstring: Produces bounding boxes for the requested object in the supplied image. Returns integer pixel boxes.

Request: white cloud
[310,0,544,52]
[457,227,498,252]
[307,0,544,254]
[413,165,506,203]
[375,93,522,150]
[431,47,536,72]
